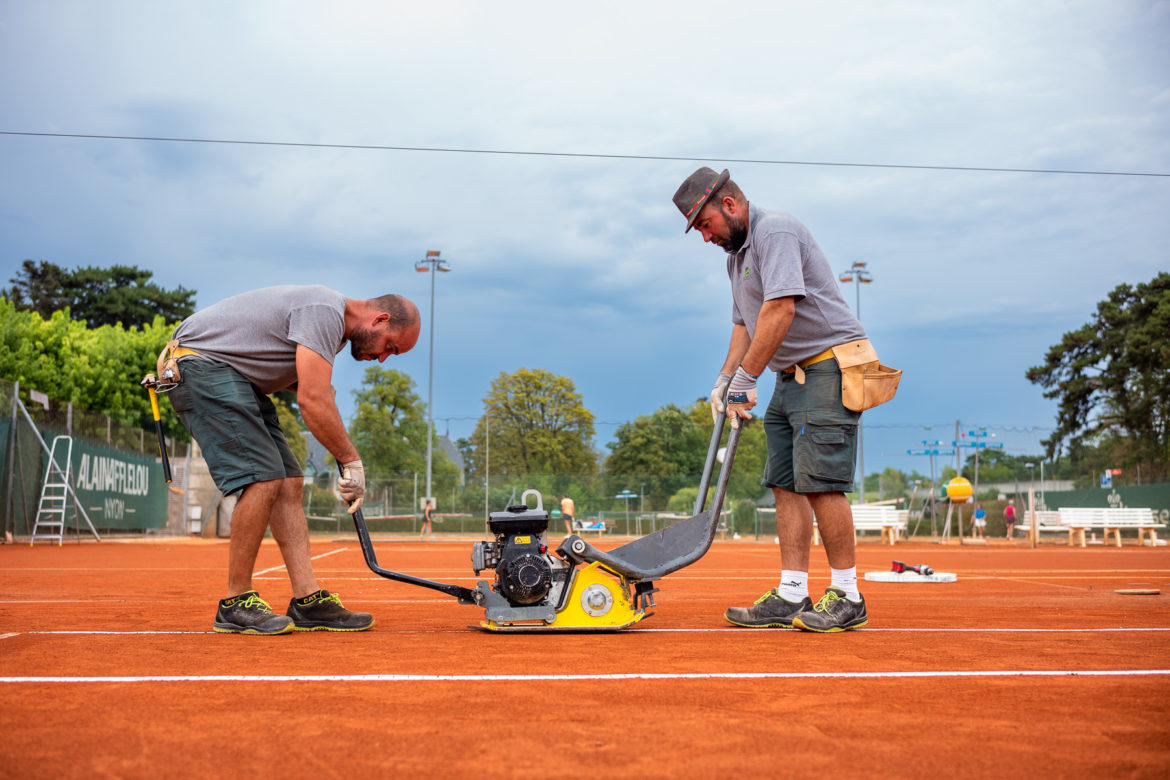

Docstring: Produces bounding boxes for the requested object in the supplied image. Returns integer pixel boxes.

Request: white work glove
[338,459,366,514]
[725,366,759,429]
[710,372,732,423]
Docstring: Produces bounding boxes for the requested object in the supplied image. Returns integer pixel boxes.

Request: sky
[1,1,1168,483]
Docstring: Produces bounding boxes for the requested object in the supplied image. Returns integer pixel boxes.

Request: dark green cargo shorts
[762,361,860,494]
[167,358,302,496]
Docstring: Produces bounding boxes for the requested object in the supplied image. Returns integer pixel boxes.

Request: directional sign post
[906,442,956,537]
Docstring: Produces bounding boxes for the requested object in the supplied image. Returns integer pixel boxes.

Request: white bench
[1058,507,1164,547]
[573,519,608,539]
[1013,510,1066,537]
[814,505,905,545]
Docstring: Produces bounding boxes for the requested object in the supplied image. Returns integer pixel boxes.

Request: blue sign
[1100,472,1112,488]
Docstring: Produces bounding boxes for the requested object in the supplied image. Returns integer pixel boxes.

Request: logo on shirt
[744,267,752,276]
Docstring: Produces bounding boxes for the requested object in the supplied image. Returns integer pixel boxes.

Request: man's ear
[372,312,391,326]
[722,195,743,216]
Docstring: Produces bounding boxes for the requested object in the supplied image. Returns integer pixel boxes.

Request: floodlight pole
[839,261,873,502]
[414,250,451,510]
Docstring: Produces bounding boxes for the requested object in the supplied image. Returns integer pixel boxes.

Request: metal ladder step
[31,435,75,546]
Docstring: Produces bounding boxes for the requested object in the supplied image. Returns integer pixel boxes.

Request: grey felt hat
[672,167,730,232]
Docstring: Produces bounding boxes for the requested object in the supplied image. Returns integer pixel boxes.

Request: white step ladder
[31,435,74,546]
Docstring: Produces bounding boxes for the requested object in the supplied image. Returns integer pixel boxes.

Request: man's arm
[719,323,753,375]
[724,297,796,421]
[739,297,795,377]
[295,345,359,464]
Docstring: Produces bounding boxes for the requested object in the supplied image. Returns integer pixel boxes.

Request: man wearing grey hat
[673,167,869,632]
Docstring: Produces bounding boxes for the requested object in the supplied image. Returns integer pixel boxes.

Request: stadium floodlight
[415,250,451,509]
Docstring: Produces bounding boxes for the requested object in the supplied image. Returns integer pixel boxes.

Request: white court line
[0,633,19,640]
[3,669,1168,684]
[16,626,1170,636]
[254,547,348,577]
[0,603,128,608]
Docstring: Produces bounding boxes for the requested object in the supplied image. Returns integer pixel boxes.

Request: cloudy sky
[2,1,1167,481]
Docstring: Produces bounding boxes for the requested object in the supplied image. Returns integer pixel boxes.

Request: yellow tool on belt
[140,340,200,485]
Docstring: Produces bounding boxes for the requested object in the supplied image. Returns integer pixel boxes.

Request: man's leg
[723,376,816,628]
[806,492,855,570]
[214,478,295,634]
[794,491,868,632]
[267,476,319,598]
[775,487,815,571]
[268,476,373,632]
[226,478,283,597]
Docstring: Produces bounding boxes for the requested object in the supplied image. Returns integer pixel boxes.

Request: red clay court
[2,536,1168,778]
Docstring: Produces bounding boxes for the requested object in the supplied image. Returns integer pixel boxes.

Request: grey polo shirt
[728,204,865,372]
[172,285,348,394]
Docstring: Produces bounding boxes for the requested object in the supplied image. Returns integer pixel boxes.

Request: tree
[348,367,449,475]
[4,259,196,328]
[466,368,597,478]
[2,259,70,315]
[1026,272,1170,481]
[0,299,186,439]
[605,400,769,510]
[604,403,709,508]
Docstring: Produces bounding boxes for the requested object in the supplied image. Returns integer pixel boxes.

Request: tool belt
[784,339,901,412]
[146,340,202,391]
[782,347,836,384]
[830,339,901,412]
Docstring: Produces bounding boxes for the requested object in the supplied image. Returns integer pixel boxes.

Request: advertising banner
[69,438,167,530]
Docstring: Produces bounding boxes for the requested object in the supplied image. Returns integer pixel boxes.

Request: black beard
[349,326,378,359]
[717,210,748,252]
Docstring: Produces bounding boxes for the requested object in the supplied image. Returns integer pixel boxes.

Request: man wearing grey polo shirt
[166,285,420,634]
[673,167,869,632]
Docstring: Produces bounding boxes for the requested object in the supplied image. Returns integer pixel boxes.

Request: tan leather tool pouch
[156,339,183,387]
[830,339,901,412]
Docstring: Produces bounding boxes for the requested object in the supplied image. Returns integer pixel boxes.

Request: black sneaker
[724,589,814,628]
[214,591,295,635]
[792,587,868,633]
[286,589,374,632]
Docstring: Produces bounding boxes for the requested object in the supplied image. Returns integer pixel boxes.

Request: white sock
[830,567,861,601]
[777,570,809,602]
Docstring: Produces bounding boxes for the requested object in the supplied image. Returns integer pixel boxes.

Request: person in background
[422,499,435,538]
[1004,500,1018,539]
[560,493,576,536]
[972,502,987,539]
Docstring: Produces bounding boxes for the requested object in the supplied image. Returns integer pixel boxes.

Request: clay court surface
[2,536,1169,778]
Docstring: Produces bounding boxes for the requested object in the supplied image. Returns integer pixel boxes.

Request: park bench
[811,505,905,545]
[573,518,609,539]
[1013,510,1065,537]
[1058,507,1164,547]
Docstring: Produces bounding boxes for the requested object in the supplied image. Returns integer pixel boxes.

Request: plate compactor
[348,411,740,633]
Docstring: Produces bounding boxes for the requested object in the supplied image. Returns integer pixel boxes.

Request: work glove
[338,459,366,514]
[725,366,758,429]
[710,372,732,424]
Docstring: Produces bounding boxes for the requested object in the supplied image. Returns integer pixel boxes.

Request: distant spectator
[1004,501,1017,539]
[560,493,576,536]
[972,503,986,539]
[422,499,434,538]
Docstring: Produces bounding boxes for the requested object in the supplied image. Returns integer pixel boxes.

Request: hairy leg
[226,479,282,597]
[267,476,319,598]
[807,492,856,570]
[774,487,815,571]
